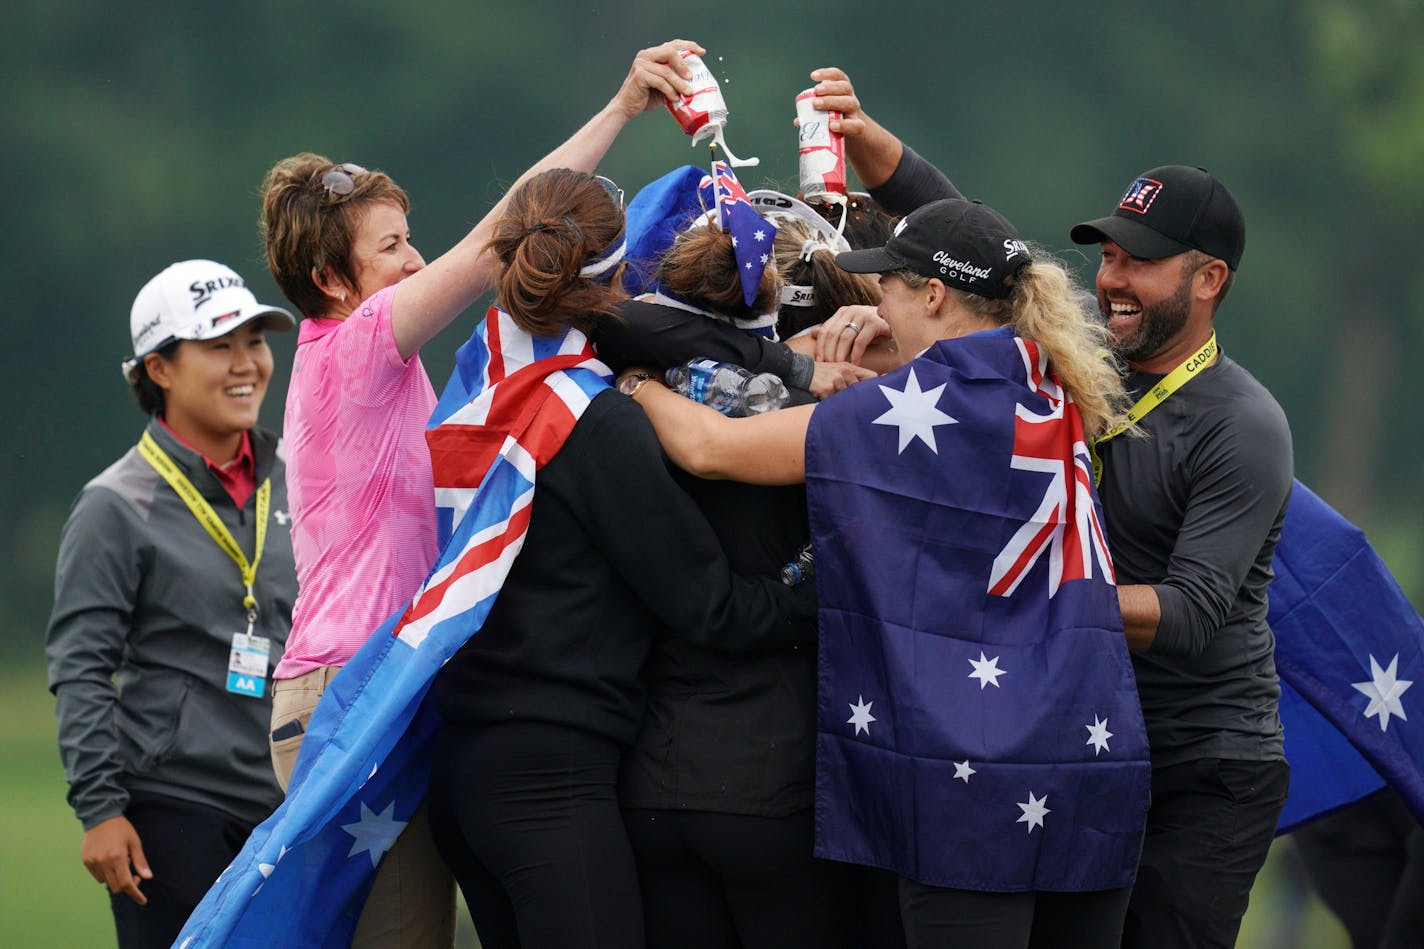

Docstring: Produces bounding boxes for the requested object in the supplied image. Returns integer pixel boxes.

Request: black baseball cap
[1070,165,1245,270]
[835,198,1031,300]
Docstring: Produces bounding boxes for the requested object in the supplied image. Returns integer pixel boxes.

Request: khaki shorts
[270,667,455,949]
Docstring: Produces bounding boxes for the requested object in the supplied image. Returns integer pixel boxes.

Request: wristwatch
[618,370,657,398]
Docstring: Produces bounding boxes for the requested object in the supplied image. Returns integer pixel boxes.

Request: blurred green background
[4,0,1421,944]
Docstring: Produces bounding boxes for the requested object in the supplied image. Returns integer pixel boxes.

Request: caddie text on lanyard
[1088,331,1219,486]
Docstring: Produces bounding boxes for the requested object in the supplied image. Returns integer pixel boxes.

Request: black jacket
[433,390,815,746]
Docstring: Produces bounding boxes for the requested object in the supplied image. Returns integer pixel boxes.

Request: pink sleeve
[328,286,415,408]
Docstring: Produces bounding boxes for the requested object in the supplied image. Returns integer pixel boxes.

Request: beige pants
[271,666,456,949]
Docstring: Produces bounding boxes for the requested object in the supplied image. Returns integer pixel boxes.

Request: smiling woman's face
[148,321,273,450]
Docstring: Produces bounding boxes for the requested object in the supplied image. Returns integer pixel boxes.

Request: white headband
[579,238,627,280]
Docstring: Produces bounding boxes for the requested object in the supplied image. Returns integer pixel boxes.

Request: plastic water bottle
[780,542,815,587]
[664,358,790,417]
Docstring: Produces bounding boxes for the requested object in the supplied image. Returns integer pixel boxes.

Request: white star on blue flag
[341,801,407,868]
[1353,654,1413,732]
[847,695,877,735]
[872,368,957,454]
[1085,715,1113,755]
[968,651,1006,689]
[1017,792,1051,833]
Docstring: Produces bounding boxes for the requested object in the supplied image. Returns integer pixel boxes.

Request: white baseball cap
[123,259,295,377]
[745,190,851,253]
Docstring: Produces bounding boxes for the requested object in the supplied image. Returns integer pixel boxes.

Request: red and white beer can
[666,51,729,145]
[795,88,846,202]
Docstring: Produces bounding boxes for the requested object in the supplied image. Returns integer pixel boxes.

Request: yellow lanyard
[1089,331,1219,485]
[138,430,270,631]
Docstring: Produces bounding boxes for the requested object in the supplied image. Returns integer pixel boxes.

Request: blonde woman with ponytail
[620,197,1151,948]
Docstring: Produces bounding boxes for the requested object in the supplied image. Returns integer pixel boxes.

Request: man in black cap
[1071,166,1294,949]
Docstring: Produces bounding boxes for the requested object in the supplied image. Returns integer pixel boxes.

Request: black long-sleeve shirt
[620,471,817,817]
[868,144,964,215]
[1099,357,1293,765]
[595,304,819,815]
[433,390,816,746]
[596,299,815,396]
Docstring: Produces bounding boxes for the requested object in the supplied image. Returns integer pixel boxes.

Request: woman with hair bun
[767,211,883,340]
[424,167,817,949]
[593,180,876,400]
[258,40,707,949]
[600,186,895,949]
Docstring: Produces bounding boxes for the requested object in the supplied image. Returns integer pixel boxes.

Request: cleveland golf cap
[835,198,1030,300]
[124,259,295,377]
[1070,165,1245,270]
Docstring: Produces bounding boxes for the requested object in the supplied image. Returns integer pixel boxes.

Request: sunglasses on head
[594,174,624,210]
[321,163,368,198]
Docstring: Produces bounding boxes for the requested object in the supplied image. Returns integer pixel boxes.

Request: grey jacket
[46,419,296,829]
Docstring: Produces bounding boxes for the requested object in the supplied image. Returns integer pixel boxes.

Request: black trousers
[897,878,1132,949]
[108,790,255,949]
[426,721,643,949]
[623,807,900,949]
[1122,757,1291,949]
[1293,789,1424,949]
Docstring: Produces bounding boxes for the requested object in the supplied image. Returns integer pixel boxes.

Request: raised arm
[624,373,814,485]
[388,39,705,360]
[808,66,904,190]
[809,66,963,215]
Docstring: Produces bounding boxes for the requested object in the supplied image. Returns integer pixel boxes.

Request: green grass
[0,662,480,947]
[1239,837,1351,949]
[1,664,114,946]
[0,661,1349,947]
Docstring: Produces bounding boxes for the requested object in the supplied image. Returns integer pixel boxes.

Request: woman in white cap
[45,260,297,949]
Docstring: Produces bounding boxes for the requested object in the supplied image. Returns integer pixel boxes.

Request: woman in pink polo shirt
[257,39,706,949]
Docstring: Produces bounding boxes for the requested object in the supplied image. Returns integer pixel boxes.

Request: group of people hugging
[49,36,1294,949]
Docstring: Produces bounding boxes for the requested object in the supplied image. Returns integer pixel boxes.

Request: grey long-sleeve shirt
[46,419,295,828]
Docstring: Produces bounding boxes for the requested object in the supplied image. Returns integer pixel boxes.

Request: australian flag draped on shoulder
[1268,480,1424,832]
[175,309,611,947]
[805,327,1150,891]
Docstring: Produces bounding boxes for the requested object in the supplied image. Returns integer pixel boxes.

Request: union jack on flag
[175,309,611,947]
[698,160,776,310]
[987,339,1115,598]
